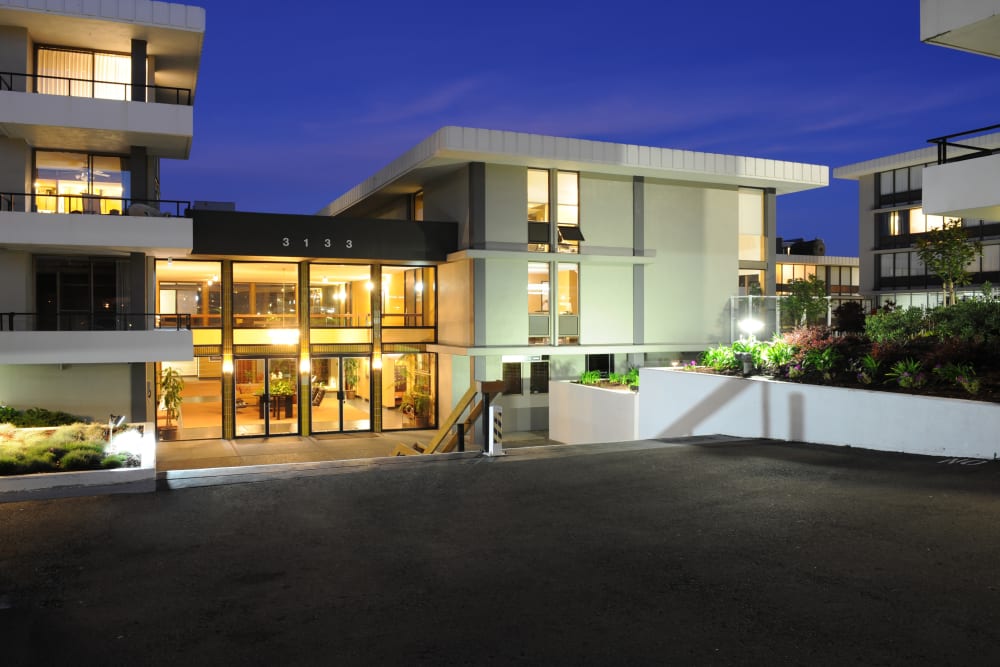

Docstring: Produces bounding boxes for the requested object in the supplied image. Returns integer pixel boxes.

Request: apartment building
[0,0,203,424]
[833,1,1000,308]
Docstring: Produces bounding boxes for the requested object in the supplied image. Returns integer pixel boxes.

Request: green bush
[579,370,602,385]
[702,344,738,372]
[60,448,104,471]
[926,300,1000,342]
[864,307,929,345]
[0,406,83,428]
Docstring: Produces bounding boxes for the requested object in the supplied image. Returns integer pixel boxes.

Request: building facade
[0,2,830,445]
[320,127,828,430]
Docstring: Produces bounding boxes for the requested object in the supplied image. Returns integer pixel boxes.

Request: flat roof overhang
[921,0,1000,59]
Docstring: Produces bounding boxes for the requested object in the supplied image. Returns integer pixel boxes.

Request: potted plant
[159,366,184,439]
[343,358,360,400]
[268,377,296,418]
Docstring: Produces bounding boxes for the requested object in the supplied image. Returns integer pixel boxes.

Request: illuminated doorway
[234,357,299,437]
[310,356,371,433]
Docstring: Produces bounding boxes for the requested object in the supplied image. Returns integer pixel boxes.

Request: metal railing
[1,312,191,332]
[928,123,1000,164]
[0,71,192,105]
[0,193,190,217]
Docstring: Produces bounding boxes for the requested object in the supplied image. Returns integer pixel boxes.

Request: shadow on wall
[655,377,806,443]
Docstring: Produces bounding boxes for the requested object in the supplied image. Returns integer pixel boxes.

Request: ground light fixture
[107,413,126,450]
[738,317,764,341]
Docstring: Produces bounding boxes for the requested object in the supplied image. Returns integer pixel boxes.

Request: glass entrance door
[310,356,370,433]
[234,357,299,438]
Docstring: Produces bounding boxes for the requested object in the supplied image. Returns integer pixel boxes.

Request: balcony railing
[929,123,1000,164]
[0,71,192,106]
[1,312,191,332]
[0,193,191,217]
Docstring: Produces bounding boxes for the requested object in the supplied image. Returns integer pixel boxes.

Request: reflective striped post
[485,406,504,457]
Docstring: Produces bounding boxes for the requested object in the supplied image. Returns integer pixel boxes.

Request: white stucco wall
[483,258,528,345]
[0,363,133,422]
[580,263,633,344]
[923,153,1000,220]
[580,173,633,249]
[638,368,1000,460]
[549,381,638,445]
[643,181,737,346]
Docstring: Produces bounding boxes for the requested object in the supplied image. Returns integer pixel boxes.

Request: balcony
[0,73,193,158]
[0,313,193,365]
[923,124,1000,219]
[0,193,193,255]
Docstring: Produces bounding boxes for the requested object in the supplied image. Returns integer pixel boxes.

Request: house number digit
[346,240,353,248]
[282,237,289,247]
[324,238,331,248]
[303,238,309,248]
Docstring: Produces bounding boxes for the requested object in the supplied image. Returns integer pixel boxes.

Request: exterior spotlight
[738,317,764,340]
[108,413,126,449]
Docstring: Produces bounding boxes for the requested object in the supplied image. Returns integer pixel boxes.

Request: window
[34,151,130,214]
[37,47,134,100]
[381,265,435,327]
[412,191,424,221]
[528,262,549,345]
[557,263,579,344]
[557,171,581,253]
[586,354,613,377]
[528,169,550,252]
[156,260,222,328]
[529,360,549,394]
[528,169,584,253]
[309,264,371,327]
[233,262,298,328]
[876,165,924,207]
[502,363,523,395]
[738,189,765,262]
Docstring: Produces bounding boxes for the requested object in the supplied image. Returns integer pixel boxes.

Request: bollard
[485,406,504,457]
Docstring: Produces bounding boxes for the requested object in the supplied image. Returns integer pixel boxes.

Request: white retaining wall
[637,368,1000,460]
[549,381,639,445]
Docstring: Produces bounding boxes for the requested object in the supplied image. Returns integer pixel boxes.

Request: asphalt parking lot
[2,437,1000,666]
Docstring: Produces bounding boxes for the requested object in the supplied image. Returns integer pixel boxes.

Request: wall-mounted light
[414,281,424,293]
[222,357,234,375]
[299,356,311,374]
[372,355,383,370]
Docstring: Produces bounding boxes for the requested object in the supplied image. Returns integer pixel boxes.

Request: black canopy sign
[191,210,458,261]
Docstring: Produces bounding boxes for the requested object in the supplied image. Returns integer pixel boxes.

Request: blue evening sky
[162,1,1000,257]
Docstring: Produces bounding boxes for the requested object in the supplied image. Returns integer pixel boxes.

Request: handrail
[1,312,191,332]
[0,71,192,105]
[928,122,1000,164]
[0,193,191,217]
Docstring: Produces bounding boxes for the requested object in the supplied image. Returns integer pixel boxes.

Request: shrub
[833,301,866,332]
[864,307,929,345]
[803,347,841,381]
[60,448,104,471]
[702,344,738,373]
[763,338,795,372]
[926,300,1000,342]
[933,362,980,395]
[579,370,602,385]
[886,358,927,389]
[853,354,881,385]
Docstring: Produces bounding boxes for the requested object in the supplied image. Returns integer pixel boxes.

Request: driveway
[2,437,999,666]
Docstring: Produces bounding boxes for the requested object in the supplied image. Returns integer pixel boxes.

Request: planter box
[549,381,639,445]
[637,369,1000,460]
[0,422,157,503]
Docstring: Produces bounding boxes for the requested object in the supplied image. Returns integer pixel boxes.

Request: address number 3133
[282,237,353,249]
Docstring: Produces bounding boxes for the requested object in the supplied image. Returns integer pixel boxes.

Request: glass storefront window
[309,264,371,327]
[528,169,551,252]
[233,262,298,328]
[381,353,436,431]
[155,260,222,328]
[381,266,435,327]
[528,262,550,345]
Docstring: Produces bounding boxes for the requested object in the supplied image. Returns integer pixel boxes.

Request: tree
[784,275,828,327]
[915,218,982,306]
